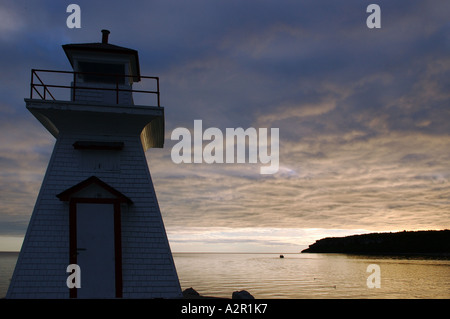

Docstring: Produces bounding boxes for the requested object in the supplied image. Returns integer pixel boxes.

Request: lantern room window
[78,61,125,84]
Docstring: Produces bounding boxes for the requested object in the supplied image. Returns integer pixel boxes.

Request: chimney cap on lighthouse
[101,29,110,43]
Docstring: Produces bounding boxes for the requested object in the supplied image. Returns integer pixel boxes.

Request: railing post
[30,69,34,99]
[73,71,77,101]
[157,77,160,107]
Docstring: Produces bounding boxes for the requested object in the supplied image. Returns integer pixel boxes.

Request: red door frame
[68,197,123,298]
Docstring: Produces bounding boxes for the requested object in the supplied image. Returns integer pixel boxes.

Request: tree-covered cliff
[301,230,450,255]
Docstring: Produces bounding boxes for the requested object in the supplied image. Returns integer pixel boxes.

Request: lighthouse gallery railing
[30,69,161,107]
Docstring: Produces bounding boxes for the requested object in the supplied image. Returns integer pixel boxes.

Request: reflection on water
[173,253,450,299]
[1,252,449,298]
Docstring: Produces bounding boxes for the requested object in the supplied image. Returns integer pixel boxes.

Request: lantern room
[62,29,141,104]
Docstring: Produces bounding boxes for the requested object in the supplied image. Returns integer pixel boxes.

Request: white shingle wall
[7,132,182,299]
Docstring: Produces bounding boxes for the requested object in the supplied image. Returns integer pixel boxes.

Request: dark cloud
[0,0,449,250]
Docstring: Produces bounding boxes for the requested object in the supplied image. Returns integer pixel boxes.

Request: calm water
[0,252,18,298]
[1,252,449,299]
[173,253,450,299]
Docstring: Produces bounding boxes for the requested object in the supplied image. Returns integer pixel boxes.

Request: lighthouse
[7,30,182,298]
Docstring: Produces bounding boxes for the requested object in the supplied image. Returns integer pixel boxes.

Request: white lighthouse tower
[7,30,182,299]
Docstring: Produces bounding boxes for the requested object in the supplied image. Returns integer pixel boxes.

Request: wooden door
[75,202,116,298]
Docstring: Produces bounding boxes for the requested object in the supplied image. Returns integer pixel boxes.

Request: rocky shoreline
[182,287,254,299]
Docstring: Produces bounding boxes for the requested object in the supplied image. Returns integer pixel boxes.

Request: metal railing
[30,69,161,107]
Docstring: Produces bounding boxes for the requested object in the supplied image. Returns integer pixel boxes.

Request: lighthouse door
[76,202,116,298]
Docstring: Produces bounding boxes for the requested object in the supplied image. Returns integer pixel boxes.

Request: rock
[232,290,254,299]
[182,287,201,298]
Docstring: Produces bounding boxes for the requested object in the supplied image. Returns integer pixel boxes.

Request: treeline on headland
[301,230,450,255]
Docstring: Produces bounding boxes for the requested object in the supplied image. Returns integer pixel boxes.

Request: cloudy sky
[0,0,449,252]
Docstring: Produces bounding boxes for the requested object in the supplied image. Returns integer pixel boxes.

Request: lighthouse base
[7,130,181,299]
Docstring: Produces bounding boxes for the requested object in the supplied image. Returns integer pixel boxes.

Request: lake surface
[1,252,449,299]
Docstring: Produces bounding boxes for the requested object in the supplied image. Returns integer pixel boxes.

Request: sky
[0,0,449,252]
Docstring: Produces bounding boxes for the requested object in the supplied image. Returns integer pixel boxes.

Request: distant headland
[301,230,450,256]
